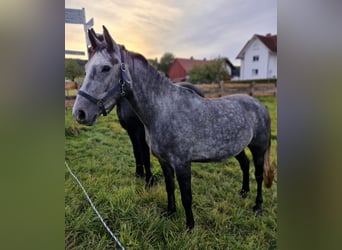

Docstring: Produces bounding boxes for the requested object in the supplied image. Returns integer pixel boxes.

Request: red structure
[168,57,212,82]
[168,57,238,82]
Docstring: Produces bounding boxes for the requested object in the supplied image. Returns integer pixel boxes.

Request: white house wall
[268,53,277,78]
[240,38,277,80]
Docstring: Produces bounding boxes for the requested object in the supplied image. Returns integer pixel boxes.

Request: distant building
[236,34,277,80]
[168,57,238,82]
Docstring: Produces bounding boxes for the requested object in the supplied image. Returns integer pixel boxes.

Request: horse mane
[123,47,170,85]
[130,51,148,65]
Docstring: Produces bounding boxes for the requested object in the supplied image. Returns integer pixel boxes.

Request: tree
[148,58,159,69]
[158,52,175,76]
[65,59,84,81]
[188,58,230,84]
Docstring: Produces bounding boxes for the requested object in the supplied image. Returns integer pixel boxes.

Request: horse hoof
[239,189,249,198]
[135,172,144,178]
[145,176,156,190]
[163,210,176,219]
[253,205,262,216]
[186,221,195,232]
[186,225,194,233]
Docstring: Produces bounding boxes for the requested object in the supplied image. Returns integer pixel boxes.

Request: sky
[65,0,277,65]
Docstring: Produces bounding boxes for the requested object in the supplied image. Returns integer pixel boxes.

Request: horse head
[73,26,132,125]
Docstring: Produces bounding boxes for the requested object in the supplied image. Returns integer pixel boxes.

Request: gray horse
[87,33,204,189]
[117,82,204,189]
[73,26,275,230]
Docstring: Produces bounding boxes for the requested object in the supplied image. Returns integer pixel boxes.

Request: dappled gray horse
[117,82,204,189]
[73,26,275,230]
[87,33,204,189]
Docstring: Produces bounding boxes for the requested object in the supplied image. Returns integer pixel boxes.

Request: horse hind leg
[159,159,176,217]
[235,150,250,198]
[248,145,266,215]
[175,163,194,230]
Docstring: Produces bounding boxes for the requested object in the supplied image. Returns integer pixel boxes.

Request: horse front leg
[126,129,145,177]
[159,160,176,216]
[140,131,155,189]
[175,163,194,230]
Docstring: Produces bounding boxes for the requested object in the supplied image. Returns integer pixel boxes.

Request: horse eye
[102,65,111,72]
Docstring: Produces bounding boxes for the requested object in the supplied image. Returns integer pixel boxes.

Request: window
[253,55,259,62]
[252,69,259,76]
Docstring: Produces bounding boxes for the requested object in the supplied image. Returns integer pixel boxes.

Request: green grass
[65,89,78,97]
[65,96,277,249]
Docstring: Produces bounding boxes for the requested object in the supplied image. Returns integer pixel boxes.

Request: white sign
[85,18,94,30]
[65,8,94,57]
[65,8,85,24]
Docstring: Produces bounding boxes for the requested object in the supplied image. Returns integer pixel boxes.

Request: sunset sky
[65,0,277,65]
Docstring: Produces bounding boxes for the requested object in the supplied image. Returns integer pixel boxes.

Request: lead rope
[65,161,125,250]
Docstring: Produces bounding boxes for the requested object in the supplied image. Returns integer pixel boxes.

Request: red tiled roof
[256,34,277,52]
[236,34,277,59]
[175,58,213,73]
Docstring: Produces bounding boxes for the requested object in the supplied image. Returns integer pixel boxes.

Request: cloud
[65,0,276,64]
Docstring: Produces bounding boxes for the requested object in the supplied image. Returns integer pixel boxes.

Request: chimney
[190,56,194,60]
[266,33,271,37]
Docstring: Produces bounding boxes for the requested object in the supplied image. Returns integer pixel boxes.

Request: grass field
[65,96,277,249]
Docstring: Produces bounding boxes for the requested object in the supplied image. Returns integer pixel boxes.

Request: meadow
[65,96,277,249]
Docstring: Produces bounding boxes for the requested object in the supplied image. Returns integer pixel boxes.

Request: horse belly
[191,129,253,162]
[191,144,238,162]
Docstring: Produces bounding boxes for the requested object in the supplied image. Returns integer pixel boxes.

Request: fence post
[219,80,224,97]
[250,81,255,96]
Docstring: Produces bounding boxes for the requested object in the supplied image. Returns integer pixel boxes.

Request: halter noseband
[77,49,131,116]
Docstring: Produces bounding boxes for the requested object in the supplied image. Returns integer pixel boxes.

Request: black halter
[77,49,131,116]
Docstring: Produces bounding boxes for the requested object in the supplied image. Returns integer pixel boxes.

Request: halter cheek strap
[77,49,131,116]
[78,84,121,116]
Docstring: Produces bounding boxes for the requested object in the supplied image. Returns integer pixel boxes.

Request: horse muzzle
[73,107,99,126]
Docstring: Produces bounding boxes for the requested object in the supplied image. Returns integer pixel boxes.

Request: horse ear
[103,25,116,53]
[88,28,101,50]
[90,28,97,39]
[90,28,104,42]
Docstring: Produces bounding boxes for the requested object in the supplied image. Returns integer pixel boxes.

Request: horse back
[149,93,270,162]
[223,94,271,147]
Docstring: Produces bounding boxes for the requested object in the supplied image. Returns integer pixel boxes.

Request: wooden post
[250,81,255,96]
[219,80,224,97]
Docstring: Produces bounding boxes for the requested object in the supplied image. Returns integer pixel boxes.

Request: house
[236,33,277,80]
[168,57,238,82]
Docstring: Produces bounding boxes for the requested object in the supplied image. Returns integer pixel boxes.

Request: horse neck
[125,52,174,126]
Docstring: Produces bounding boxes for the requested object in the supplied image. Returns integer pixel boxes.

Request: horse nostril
[77,110,86,121]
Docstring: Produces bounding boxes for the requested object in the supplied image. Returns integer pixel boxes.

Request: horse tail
[263,136,275,188]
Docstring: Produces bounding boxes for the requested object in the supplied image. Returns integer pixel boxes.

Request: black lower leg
[135,164,144,177]
[249,146,265,215]
[160,161,176,215]
[141,141,155,189]
[176,165,194,230]
[253,172,263,215]
[253,158,264,215]
[235,150,250,198]
[125,129,145,178]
